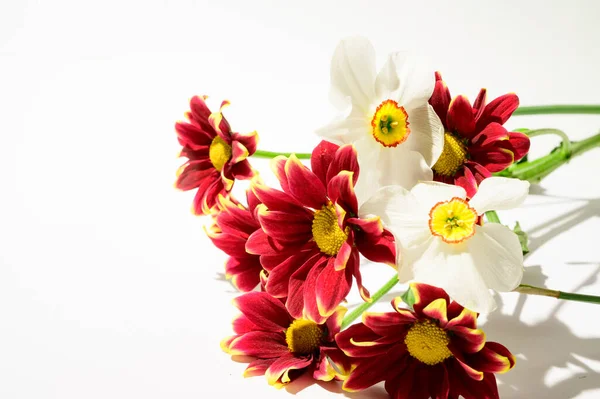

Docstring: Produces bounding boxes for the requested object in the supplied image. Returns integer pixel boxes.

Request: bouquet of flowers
[173,37,600,398]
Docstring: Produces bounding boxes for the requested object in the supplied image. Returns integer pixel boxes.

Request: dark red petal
[251,183,310,216]
[471,122,510,148]
[447,95,476,138]
[466,341,516,374]
[285,252,325,320]
[315,258,352,319]
[450,326,486,354]
[327,171,359,214]
[233,292,292,332]
[265,251,314,297]
[505,131,530,161]
[188,95,217,135]
[347,248,370,302]
[175,162,215,191]
[285,155,327,208]
[326,144,360,185]
[230,159,254,180]
[271,156,290,192]
[226,257,262,292]
[311,140,340,187]
[470,147,514,172]
[265,352,313,386]
[190,172,224,215]
[446,305,478,330]
[411,283,450,318]
[454,165,478,199]
[228,331,288,357]
[232,130,259,156]
[362,311,415,336]
[354,227,396,266]
[344,346,408,392]
[245,229,292,256]
[302,257,331,324]
[476,93,519,132]
[257,210,313,243]
[243,358,275,378]
[446,358,500,399]
[429,71,451,130]
[175,120,213,148]
[335,323,400,358]
[472,88,487,120]
[232,314,261,334]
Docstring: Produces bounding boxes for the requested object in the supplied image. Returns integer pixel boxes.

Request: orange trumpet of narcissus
[175,95,258,215]
[336,283,516,399]
[429,72,530,198]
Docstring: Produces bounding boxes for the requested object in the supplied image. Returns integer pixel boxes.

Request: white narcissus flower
[361,177,530,313]
[317,37,444,206]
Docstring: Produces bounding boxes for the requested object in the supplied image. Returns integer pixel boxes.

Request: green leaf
[513,221,530,255]
[400,287,416,309]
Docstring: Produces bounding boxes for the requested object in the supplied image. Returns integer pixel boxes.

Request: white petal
[330,37,377,113]
[360,186,430,248]
[353,137,383,206]
[468,177,530,215]
[402,237,497,313]
[393,53,436,110]
[315,115,370,145]
[377,148,433,189]
[374,53,401,100]
[468,224,524,292]
[410,181,467,211]
[403,103,444,167]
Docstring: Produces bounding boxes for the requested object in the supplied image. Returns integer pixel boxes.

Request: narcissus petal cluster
[175,96,258,214]
[336,283,515,399]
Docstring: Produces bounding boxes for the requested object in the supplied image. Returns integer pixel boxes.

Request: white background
[1,0,600,398]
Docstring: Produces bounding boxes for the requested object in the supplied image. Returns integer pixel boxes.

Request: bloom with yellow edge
[316,37,444,206]
[361,176,530,313]
[246,140,396,323]
[429,72,530,197]
[175,95,258,215]
[336,283,516,399]
[221,291,352,389]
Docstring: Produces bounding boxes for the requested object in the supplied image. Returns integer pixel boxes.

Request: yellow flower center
[432,132,468,177]
[429,197,477,244]
[405,319,452,366]
[209,136,232,172]
[285,319,323,354]
[370,100,410,147]
[312,204,349,256]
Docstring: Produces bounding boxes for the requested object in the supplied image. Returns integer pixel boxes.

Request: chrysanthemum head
[312,203,349,256]
[209,136,232,172]
[404,319,452,365]
[370,100,410,147]
[432,132,468,177]
[285,319,323,355]
[428,197,477,243]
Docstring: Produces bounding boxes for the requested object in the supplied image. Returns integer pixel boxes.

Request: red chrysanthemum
[245,140,396,323]
[429,72,530,197]
[336,283,516,399]
[175,95,258,215]
[206,188,264,292]
[221,291,352,388]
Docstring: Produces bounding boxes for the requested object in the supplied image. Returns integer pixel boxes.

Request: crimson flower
[175,96,258,215]
[429,72,530,197]
[336,283,516,399]
[206,188,263,292]
[221,292,351,388]
[246,141,396,323]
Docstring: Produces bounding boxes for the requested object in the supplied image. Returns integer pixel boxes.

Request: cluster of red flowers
[174,72,528,398]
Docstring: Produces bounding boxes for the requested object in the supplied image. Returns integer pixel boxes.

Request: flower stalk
[512,104,600,116]
[340,274,399,329]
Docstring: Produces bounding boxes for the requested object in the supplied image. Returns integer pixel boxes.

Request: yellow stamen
[370,100,410,147]
[429,197,477,244]
[312,204,349,256]
[432,132,468,177]
[285,319,323,354]
[405,319,452,365]
[209,135,232,172]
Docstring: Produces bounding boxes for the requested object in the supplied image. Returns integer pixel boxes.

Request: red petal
[188,95,217,136]
[421,297,449,328]
[446,358,500,399]
[285,252,324,320]
[265,251,314,297]
[466,341,516,374]
[191,172,225,215]
[265,352,313,386]
[175,162,214,191]
[446,305,478,330]
[429,71,451,130]
[233,292,292,332]
[228,331,288,357]
[471,122,510,148]
[410,283,450,318]
[335,323,399,358]
[454,165,478,198]
[362,311,415,336]
[226,257,262,292]
[251,183,310,216]
[505,131,530,161]
[243,358,275,378]
[302,257,330,323]
[354,227,396,266]
[450,326,486,354]
[447,95,476,138]
[232,314,261,334]
[324,307,347,340]
[311,140,340,187]
[175,120,213,148]
[343,345,408,392]
[470,147,514,172]
[347,248,370,302]
[327,171,359,214]
[230,159,254,180]
[257,210,313,243]
[232,130,259,156]
[472,88,487,120]
[271,156,290,192]
[326,144,360,185]
[476,93,519,132]
[245,229,289,256]
[449,343,484,381]
[285,155,328,208]
[315,258,352,319]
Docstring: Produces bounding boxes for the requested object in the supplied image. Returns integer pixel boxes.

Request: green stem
[485,210,501,223]
[253,150,311,159]
[513,105,600,116]
[525,128,572,157]
[498,131,600,182]
[341,274,399,330]
[515,284,600,305]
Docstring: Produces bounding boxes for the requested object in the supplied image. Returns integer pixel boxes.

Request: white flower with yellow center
[361,177,530,313]
[317,37,444,205]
